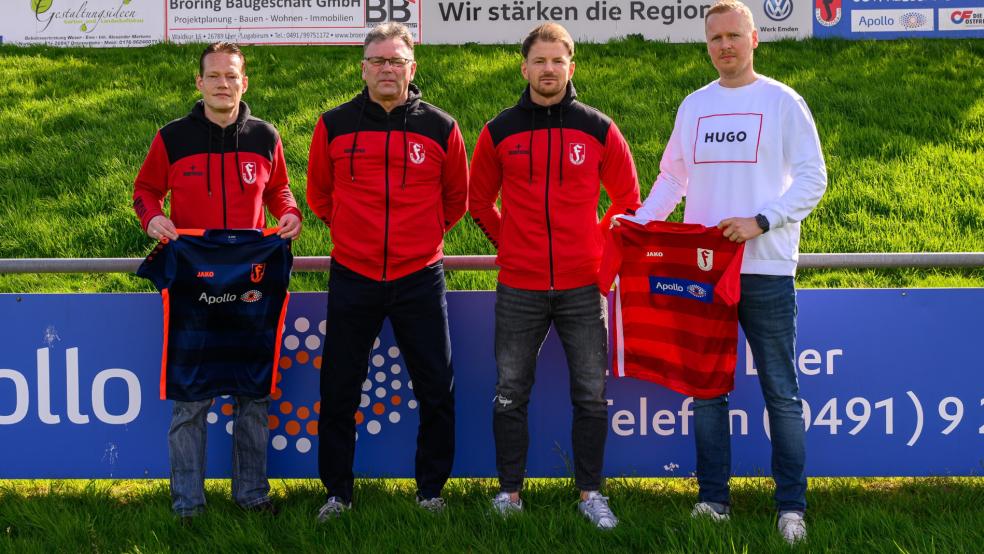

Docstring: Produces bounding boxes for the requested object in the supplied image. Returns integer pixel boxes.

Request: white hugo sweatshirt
[636,76,827,276]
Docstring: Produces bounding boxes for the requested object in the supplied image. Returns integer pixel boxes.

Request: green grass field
[0,39,982,293]
[2,477,983,553]
[1,39,983,552]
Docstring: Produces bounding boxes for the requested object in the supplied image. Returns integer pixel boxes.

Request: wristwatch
[754,213,770,233]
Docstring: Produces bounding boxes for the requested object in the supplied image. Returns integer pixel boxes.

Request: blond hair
[705,0,756,29]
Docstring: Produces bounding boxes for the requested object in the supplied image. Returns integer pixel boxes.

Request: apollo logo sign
[0,347,141,425]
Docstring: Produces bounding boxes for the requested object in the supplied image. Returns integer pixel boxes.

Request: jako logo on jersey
[704,131,747,143]
[251,263,266,283]
[646,251,664,257]
[408,142,425,164]
[569,143,586,165]
[241,290,263,303]
[196,271,214,278]
[816,0,841,26]
[687,284,708,298]
[697,248,714,271]
[241,161,257,185]
[764,0,792,21]
[199,292,237,304]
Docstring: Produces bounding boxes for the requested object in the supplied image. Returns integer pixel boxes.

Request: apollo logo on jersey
[199,292,237,305]
[649,276,715,304]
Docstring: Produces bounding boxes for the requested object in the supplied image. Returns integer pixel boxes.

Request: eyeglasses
[364,56,414,68]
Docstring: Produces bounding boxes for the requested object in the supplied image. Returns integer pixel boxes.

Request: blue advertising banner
[813,0,984,38]
[0,290,982,478]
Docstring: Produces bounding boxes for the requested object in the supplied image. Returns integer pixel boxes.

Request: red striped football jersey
[598,218,745,398]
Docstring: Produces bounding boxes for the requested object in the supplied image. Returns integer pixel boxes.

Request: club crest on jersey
[569,143,586,166]
[241,161,257,184]
[697,248,714,271]
[251,263,266,283]
[408,141,426,165]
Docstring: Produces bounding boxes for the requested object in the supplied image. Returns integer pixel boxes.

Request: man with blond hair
[133,41,302,520]
[631,0,826,543]
[470,22,641,529]
[307,22,468,520]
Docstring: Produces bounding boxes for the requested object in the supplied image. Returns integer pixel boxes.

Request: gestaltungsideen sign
[0,0,164,47]
[0,290,981,479]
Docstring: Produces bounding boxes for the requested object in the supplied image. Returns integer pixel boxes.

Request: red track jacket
[133,101,301,231]
[469,83,641,290]
[306,85,468,281]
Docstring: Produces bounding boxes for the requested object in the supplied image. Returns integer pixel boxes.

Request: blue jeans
[492,283,609,493]
[694,274,807,513]
[168,396,271,515]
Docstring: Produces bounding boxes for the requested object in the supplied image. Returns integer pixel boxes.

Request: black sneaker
[244,500,279,516]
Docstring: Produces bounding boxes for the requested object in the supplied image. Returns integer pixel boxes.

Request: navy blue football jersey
[137,229,293,401]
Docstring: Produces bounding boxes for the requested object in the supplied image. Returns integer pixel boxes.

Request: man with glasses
[469,22,641,529]
[631,0,827,544]
[306,22,468,520]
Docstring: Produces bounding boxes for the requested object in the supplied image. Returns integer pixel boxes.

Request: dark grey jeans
[492,283,610,493]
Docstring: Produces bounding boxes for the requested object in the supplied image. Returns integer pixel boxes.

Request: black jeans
[318,260,455,503]
[492,283,609,493]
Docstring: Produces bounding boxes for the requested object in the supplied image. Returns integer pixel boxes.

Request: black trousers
[318,260,455,503]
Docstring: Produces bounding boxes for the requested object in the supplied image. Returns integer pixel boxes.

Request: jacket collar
[354,82,423,120]
[517,81,577,112]
[190,100,250,133]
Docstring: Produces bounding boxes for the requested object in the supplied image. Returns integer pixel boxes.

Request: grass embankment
[0,39,982,293]
[2,477,983,552]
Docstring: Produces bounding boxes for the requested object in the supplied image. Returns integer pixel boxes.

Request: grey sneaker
[578,491,618,529]
[491,492,523,516]
[316,496,351,521]
[691,502,730,521]
[418,496,446,513]
[778,511,807,544]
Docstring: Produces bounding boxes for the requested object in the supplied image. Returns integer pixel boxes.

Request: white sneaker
[491,491,523,516]
[418,496,446,513]
[778,511,807,544]
[578,491,618,529]
[316,496,351,521]
[691,502,730,521]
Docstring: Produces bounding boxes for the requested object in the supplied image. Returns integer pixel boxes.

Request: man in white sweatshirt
[632,0,827,544]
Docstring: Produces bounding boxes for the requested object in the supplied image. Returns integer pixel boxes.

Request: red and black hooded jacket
[469,82,641,291]
[133,101,301,231]
[306,84,468,282]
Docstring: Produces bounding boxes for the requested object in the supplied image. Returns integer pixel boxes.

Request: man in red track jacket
[132,42,301,521]
[306,23,468,520]
[469,23,640,529]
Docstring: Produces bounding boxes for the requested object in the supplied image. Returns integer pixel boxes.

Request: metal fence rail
[1,253,984,274]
